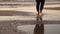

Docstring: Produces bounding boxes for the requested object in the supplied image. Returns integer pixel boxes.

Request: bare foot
[39,13,43,16]
[37,11,39,16]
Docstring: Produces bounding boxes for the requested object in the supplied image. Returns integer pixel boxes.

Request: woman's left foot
[39,13,43,16]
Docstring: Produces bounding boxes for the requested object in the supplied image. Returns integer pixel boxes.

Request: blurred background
[0,0,60,8]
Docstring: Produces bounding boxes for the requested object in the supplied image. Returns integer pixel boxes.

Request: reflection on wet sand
[34,15,44,34]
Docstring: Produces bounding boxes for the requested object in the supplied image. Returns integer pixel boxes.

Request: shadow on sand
[0,15,60,34]
[34,15,44,34]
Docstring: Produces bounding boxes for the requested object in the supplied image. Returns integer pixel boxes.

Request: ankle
[40,11,42,13]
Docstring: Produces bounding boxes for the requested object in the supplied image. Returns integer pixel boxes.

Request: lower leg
[36,2,40,15]
[40,0,45,13]
[39,0,45,15]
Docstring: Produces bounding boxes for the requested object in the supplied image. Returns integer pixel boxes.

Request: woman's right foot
[37,11,39,16]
